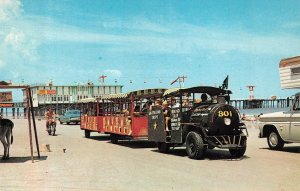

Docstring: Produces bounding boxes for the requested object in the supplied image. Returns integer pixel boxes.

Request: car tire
[47,125,51,135]
[59,120,63,124]
[52,123,56,136]
[67,122,70,125]
[157,142,170,153]
[267,130,284,150]
[186,131,205,159]
[84,130,90,138]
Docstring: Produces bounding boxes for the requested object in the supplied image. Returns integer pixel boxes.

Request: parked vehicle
[258,93,300,150]
[258,56,300,150]
[59,110,81,125]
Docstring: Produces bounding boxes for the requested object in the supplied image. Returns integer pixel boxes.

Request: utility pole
[170,76,187,88]
[99,75,107,95]
[246,85,255,100]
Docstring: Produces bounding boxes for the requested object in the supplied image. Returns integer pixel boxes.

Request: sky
[1,0,300,100]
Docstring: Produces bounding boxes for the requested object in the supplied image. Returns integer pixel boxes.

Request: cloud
[103,69,122,78]
[0,0,21,21]
[3,29,39,60]
[0,0,39,62]
[99,18,169,34]
[38,18,300,56]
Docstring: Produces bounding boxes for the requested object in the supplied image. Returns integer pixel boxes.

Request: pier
[230,98,292,109]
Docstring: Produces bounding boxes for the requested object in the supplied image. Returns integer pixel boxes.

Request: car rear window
[65,110,80,115]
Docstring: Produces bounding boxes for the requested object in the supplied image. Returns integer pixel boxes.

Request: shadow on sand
[113,140,157,149]
[0,156,48,163]
[87,135,156,148]
[88,135,111,141]
[152,147,250,161]
[260,146,300,154]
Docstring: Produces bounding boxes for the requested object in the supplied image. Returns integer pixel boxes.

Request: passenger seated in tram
[134,104,140,112]
[133,104,141,116]
[141,101,152,114]
[201,93,208,103]
[171,97,180,108]
[162,101,171,131]
[122,109,132,127]
[150,98,162,111]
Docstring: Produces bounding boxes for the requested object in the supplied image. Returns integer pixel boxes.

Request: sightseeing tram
[79,88,166,143]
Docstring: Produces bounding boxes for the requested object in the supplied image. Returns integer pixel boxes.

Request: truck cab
[258,93,300,149]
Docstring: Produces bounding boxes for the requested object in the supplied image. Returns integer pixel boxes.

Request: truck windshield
[293,97,300,111]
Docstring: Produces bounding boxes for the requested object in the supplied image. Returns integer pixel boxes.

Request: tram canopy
[163,86,232,97]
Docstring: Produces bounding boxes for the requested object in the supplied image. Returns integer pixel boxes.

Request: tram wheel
[110,134,118,144]
[157,142,170,153]
[84,130,91,138]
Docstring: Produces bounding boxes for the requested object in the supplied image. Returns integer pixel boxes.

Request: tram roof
[163,86,232,97]
[130,88,166,98]
[98,88,166,100]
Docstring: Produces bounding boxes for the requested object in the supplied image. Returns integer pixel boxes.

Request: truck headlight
[224,118,231,125]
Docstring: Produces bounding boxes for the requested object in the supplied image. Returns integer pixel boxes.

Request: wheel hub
[269,132,278,146]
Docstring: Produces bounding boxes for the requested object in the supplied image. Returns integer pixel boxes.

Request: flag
[221,75,228,89]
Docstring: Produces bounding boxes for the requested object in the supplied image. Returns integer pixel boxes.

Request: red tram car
[80,88,166,143]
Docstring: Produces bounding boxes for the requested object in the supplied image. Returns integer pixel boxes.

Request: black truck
[148,85,248,159]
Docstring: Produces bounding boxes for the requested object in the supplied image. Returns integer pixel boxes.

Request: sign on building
[0,91,13,102]
[37,90,56,95]
[0,103,13,107]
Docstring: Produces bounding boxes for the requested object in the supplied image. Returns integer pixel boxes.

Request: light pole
[171,76,187,88]
[99,75,107,96]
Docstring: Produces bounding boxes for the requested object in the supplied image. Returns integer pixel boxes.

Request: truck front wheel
[267,130,284,150]
[186,131,205,159]
[229,143,246,158]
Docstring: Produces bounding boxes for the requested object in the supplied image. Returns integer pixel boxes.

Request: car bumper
[69,118,80,122]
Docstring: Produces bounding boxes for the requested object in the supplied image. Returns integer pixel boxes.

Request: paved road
[0,119,300,191]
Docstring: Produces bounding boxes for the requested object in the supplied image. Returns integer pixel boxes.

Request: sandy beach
[0,118,299,191]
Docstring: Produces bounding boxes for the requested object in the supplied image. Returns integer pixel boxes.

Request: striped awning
[78,97,96,103]
[163,88,181,96]
[100,93,128,99]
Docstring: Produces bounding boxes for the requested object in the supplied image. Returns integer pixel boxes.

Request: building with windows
[280,56,300,89]
[25,82,123,116]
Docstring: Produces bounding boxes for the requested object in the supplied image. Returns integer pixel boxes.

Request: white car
[258,93,300,150]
